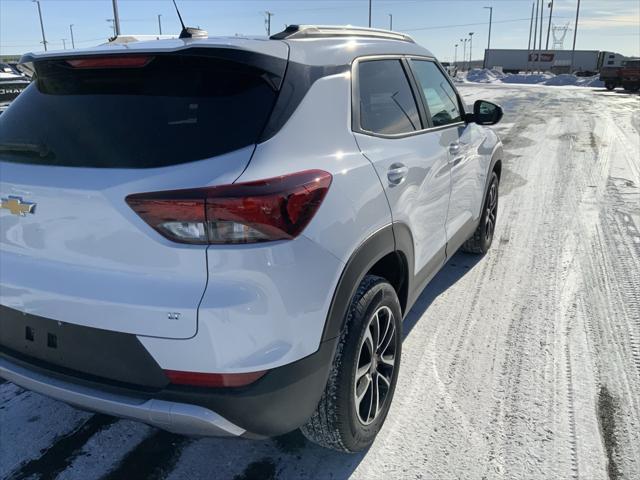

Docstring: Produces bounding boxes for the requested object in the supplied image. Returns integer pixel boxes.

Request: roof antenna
[172,0,208,39]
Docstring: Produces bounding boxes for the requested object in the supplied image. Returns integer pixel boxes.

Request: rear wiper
[0,142,53,158]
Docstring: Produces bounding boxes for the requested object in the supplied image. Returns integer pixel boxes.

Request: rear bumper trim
[0,356,245,437]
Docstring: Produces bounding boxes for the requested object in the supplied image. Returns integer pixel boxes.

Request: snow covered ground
[1,84,639,480]
[462,68,605,88]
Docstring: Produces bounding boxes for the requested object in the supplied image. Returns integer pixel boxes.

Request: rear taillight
[66,56,153,69]
[126,170,332,244]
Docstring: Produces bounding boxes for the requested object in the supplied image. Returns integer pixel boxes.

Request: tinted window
[0,54,278,168]
[357,60,421,135]
[410,60,462,127]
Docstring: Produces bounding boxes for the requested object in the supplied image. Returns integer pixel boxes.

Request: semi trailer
[483,49,627,75]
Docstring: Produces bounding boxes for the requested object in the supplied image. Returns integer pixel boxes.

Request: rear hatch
[0,45,287,339]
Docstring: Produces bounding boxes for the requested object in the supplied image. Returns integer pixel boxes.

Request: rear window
[0,54,279,168]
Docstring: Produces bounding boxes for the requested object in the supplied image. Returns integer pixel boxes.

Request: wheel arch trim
[321,224,413,341]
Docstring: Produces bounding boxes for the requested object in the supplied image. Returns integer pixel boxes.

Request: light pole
[468,32,475,71]
[388,13,393,30]
[69,24,75,48]
[368,0,372,28]
[454,43,458,69]
[461,38,468,72]
[570,0,581,73]
[34,0,48,51]
[158,14,162,35]
[545,1,554,50]
[62,38,67,49]
[111,0,121,36]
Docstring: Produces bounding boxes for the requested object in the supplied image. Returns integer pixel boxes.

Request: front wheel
[605,81,616,91]
[301,275,402,452]
[462,171,499,254]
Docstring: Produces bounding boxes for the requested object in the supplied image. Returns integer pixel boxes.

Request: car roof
[20,26,434,68]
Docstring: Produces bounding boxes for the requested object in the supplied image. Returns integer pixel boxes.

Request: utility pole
[532,0,539,72]
[570,0,581,73]
[537,0,544,72]
[483,6,493,69]
[545,1,554,50]
[264,11,274,36]
[69,24,75,48]
[158,14,162,35]
[469,32,474,71]
[539,0,544,51]
[484,6,493,50]
[62,38,67,49]
[368,0,372,28]
[388,13,393,31]
[527,2,534,73]
[34,0,48,51]
[111,0,121,36]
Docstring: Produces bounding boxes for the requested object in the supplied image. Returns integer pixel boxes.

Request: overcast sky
[1,0,638,61]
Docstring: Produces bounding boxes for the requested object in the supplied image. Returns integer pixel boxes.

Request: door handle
[449,142,461,155]
[387,163,408,185]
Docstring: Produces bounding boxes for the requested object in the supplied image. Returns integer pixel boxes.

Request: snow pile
[466,69,506,83]
[463,68,604,88]
[501,72,554,84]
[543,74,604,88]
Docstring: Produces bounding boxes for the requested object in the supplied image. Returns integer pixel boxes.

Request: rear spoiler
[19,46,289,90]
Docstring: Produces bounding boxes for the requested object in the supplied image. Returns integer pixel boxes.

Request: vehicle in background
[106,34,179,45]
[483,49,627,75]
[440,61,458,78]
[620,59,640,92]
[600,59,640,92]
[0,63,30,113]
[600,65,622,90]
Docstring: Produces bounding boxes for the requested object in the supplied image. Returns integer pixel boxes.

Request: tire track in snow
[100,430,191,480]
[8,415,118,480]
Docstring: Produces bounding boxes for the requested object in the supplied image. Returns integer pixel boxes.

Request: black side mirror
[467,100,503,126]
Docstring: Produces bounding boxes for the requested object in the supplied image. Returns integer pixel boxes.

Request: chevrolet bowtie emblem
[1,196,36,216]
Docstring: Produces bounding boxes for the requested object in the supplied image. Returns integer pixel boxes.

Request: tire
[623,83,640,92]
[605,82,616,91]
[461,171,499,254]
[301,275,402,452]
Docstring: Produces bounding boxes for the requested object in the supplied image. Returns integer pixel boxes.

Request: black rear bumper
[0,305,337,437]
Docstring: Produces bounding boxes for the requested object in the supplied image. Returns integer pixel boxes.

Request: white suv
[0,25,503,452]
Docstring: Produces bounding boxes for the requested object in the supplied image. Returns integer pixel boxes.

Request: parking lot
[1,83,639,480]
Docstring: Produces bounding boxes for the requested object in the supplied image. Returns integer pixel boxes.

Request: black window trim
[351,54,467,140]
[405,57,467,132]
[351,55,428,139]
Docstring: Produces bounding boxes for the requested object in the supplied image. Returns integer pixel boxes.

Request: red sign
[528,53,555,62]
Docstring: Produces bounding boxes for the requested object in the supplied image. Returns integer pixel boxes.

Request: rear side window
[357,59,421,135]
[410,60,463,127]
[0,54,279,168]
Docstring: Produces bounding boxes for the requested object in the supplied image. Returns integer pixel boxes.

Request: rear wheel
[605,81,616,91]
[462,171,499,254]
[623,83,640,92]
[301,275,402,452]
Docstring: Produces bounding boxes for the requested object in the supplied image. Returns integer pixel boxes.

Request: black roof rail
[270,25,415,43]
